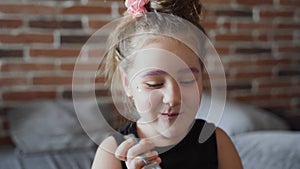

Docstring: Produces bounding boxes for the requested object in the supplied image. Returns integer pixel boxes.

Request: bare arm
[91,136,122,169]
[216,128,243,169]
[91,136,161,169]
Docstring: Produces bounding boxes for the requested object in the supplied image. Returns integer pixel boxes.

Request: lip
[160,112,181,119]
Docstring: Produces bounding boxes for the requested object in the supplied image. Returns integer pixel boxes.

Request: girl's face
[121,39,202,141]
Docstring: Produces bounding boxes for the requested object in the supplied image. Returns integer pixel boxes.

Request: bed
[197,93,300,169]
[1,94,299,169]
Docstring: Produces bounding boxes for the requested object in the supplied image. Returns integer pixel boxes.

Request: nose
[162,80,181,107]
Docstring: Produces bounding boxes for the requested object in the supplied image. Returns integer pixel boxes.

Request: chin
[163,116,195,137]
[159,122,187,139]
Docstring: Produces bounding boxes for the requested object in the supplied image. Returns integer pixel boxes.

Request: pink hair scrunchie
[125,0,149,18]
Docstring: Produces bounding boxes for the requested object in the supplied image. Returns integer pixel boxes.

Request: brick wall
[0,0,299,144]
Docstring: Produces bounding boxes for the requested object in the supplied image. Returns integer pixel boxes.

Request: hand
[115,138,161,169]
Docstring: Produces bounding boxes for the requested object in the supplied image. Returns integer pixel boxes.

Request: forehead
[128,38,201,75]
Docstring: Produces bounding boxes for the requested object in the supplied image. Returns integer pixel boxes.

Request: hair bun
[147,0,203,30]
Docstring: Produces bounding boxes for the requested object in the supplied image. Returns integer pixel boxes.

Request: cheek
[182,85,202,113]
[133,90,163,114]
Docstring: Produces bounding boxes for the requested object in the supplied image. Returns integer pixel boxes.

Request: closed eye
[145,83,164,88]
[180,79,196,85]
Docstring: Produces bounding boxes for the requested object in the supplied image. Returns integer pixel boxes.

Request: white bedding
[197,93,300,169]
[2,94,299,169]
[233,131,300,169]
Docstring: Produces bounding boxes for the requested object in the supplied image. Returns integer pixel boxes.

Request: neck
[136,120,186,147]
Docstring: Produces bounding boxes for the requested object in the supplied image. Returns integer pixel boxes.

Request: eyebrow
[178,67,200,74]
[142,67,200,77]
[142,70,167,77]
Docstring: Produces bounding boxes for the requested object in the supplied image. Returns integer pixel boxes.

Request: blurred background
[0,0,299,146]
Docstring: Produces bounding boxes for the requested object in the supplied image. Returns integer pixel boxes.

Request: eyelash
[145,79,195,89]
[146,83,163,88]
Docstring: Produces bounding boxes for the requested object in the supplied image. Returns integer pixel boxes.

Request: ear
[119,68,132,97]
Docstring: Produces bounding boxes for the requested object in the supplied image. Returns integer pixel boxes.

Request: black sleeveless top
[112,119,218,169]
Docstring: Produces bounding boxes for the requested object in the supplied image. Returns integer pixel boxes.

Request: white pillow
[8,100,97,153]
[196,93,290,136]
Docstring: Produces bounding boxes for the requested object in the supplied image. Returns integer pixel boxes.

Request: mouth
[160,112,181,118]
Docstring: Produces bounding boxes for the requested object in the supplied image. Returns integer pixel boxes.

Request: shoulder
[215,127,228,142]
[215,127,243,169]
[91,136,122,169]
[99,135,119,152]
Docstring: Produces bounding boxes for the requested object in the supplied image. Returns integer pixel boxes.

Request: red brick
[60,63,79,71]
[229,92,272,102]
[0,33,54,43]
[236,22,273,30]
[88,20,110,29]
[0,50,23,58]
[60,63,101,71]
[215,47,230,55]
[90,0,120,1]
[255,58,292,66]
[202,71,229,81]
[221,21,231,30]
[273,89,300,98]
[226,59,253,67]
[29,20,82,29]
[276,23,300,30]
[95,76,105,83]
[259,10,294,19]
[296,103,300,111]
[62,89,110,99]
[230,70,273,79]
[60,35,90,44]
[236,0,273,6]
[215,34,253,42]
[202,0,232,5]
[0,136,13,146]
[256,34,269,41]
[33,76,73,85]
[202,8,215,18]
[0,108,8,116]
[202,21,217,30]
[29,48,81,58]
[62,5,111,14]
[235,47,272,54]
[215,9,252,18]
[2,91,57,101]
[0,19,23,28]
[118,7,126,15]
[87,48,107,57]
[2,120,9,130]
[254,79,293,89]
[0,77,28,86]
[278,46,300,53]
[277,68,300,77]
[274,34,293,41]
[1,63,55,72]
[95,89,111,97]
[0,4,56,14]
[251,99,292,110]
[226,81,252,91]
[280,0,300,6]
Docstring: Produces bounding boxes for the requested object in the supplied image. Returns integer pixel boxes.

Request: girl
[92,0,243,169]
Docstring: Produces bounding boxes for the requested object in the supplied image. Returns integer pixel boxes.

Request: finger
[150,157,162,165]
[142,151,162,167]
[144,151,159,161]
[141,160,162,169]
[115,138,136,161]
[127,139,155,159]
[131,156,148,169]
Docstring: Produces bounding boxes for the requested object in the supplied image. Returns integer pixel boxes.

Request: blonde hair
[101,0,205,84]
[98,0,206,126]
